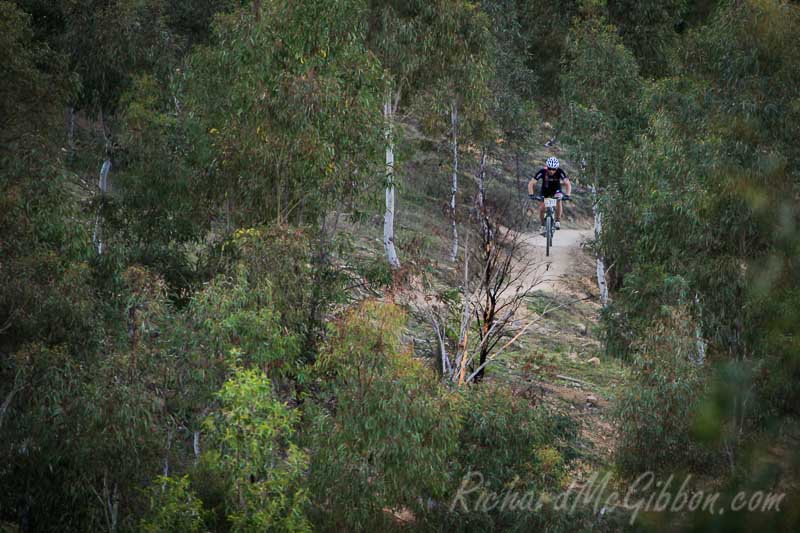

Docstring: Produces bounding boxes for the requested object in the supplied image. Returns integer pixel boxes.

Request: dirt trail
[519,227,595,294]
[503,220,621,468]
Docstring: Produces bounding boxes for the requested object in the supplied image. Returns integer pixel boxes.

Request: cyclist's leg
[539,203,545,226]
[558,179,571,221]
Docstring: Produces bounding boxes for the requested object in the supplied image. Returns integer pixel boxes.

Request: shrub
[140,476,206,533]
[202,367,310,532]
[615,306,716,475]
[306,301,458,531]
[428,385,581,531]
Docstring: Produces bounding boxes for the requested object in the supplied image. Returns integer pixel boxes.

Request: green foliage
[202,367,311,531]
[516,0,580,100]
[560,12,644,183]
[0,174,99,353]
[0,2,94,352]
[615,306,715,475]
[454,385,577,489]
[424,386,583,532]
[109,73,205,289]
[357,255,395,288]
[1,338,169,530]
[367,0,455,98]
[608,0,689,76]
[160,246,305,439]
[185,0,383,227]
[222,224,348,364]
[6,0,800,529]
[190,266,300,378]
[27,0,184,113]
[164,0,236,46]
[303,301,584,530]
[412,0,494,139]
[140,476,207,532]
[481,0,539,143]
[678,0,800,165]
[1,1,74,151]
[564,0,800,504]
[307,301,458,530]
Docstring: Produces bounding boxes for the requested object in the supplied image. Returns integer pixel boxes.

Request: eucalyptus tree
[367,0,489,267]
[367,0,431,268]
[13,0,189,260]
[308,301,457,529]
[516,0,580,101]
[185,0,383,229]
[559,8,643,299]
[482,0,539,182]
[560,11,644,184]
[585,0,800,491]
[411,1,493,262]
[0,1,95,356]
[13,0,179,113]
[607,0,689,77]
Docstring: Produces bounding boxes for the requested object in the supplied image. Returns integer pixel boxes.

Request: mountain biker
[528,157,572,235]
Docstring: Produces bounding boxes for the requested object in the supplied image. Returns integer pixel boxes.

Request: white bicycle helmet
[546,157,560,169]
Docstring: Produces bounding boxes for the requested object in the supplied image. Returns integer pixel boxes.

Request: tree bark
[95,472,119,533]
[449,100,459,262]
[163,429,173,478]
[93,111,111,254]
[193,430,201,463]
[383,93,401,268]
[693,292,706,365]
[92,159,111,255]
[455,232,471,384]
[515,148,524,205]
[592,184,609,305]
[477,147,490,243]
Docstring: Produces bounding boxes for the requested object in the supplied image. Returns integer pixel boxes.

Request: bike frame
[532,195,568,257]
[543,197,558,224]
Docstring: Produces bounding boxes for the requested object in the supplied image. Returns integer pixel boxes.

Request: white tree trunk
[163,429,173,478]
[383,95,401,269]
[450,101,459,262]
[592,184,609,305]
[193,430,201,463]
[101,474,119,533]
[92,159,111,255]
[692,292,707,365]
[477,147,490,242]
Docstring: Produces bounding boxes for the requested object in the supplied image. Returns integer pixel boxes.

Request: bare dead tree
[470,222,538,382]
[429,232,473,384]
[425,208,544,385]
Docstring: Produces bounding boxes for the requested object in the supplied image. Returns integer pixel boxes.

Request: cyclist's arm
[528,169,545,196]
[560,171,572,196]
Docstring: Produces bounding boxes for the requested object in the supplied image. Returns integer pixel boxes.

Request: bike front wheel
[545,217,552,256]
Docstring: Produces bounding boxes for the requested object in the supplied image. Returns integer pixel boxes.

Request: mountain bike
[531,194,571,257]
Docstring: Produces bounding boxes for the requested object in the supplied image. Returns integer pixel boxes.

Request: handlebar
[529,194,571,201]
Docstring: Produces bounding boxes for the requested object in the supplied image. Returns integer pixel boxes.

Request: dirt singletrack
[519,227,595,294]
[505,218,622,466]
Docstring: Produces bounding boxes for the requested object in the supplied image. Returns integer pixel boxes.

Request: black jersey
[533,168,567,197]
